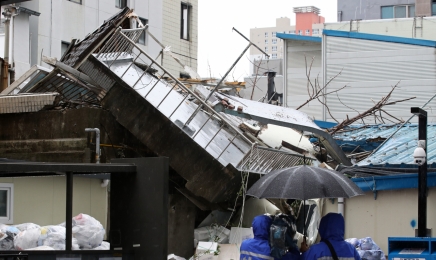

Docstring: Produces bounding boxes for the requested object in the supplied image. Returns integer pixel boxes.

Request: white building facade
[0,0,198,81]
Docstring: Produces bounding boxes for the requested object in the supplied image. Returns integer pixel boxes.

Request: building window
[272,31,276,37]
[61,41,70,56]
[272,53,277,59]
[432,1,436,16]
[181,3,191,40]
[381,5,414,19]
[289,30,295,34]
[115,0,127,8]
[265,39,268,44]
[136,17,148,45]
[298,30,302,35]
[180,73,190,79]
[305,29,311,35]
[265,32,268,37]
[272,39,277,44]
[312,29,319,34]
[68,0,82,4]
[265,47,268,52]
[272,46,277,51]
[0,184,13,224]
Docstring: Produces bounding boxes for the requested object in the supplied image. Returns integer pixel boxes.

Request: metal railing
[237,146,314,174]
[95,27,254,164]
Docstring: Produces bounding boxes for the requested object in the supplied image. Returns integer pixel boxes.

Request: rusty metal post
[85,128,100,163]
[1,9,11,91]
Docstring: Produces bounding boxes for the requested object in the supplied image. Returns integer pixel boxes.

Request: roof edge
[352,172,436,192]
[323,29,436,48]
[276,33,322,42]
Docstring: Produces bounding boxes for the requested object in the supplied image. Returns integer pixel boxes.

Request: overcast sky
[197,1,337,81]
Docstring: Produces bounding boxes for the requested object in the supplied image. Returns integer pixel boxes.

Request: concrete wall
[337,0,417,21]
[0,176,107,228]
[12,13,31,78]
[168,193,196,258]
[162,0,198,78]
[323,187,436,255]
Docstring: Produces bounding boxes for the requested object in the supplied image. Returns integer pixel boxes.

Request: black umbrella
[246,165,364,236]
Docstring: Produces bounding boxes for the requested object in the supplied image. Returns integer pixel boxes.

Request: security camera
[414,147,426,166]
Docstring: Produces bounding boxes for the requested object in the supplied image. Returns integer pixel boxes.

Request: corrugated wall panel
[286,40,323,120]
[326,36,424,53]
[325,36,436,123]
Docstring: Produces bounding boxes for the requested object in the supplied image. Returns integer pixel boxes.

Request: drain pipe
[85,128,100,164]
[85,128,107,187]
[338,198,344,216]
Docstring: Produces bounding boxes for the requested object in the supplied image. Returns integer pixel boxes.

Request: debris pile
[194,225,230,246]
[0,213,108,250]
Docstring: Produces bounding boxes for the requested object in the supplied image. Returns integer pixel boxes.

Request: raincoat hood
[252,215,272,240]
[319,213,344,241]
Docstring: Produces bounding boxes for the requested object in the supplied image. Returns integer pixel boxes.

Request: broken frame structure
[2,7,349,206]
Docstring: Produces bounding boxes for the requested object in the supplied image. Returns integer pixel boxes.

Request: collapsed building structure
[0,7,351,257]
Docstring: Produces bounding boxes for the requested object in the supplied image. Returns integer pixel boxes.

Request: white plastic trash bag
[0,231,15,250]
[345,237,386,260]
[71,213,105,249]
[93,241,110,250]
[26,245,55,250]
[14,223,40,232]
[14,228,41,250]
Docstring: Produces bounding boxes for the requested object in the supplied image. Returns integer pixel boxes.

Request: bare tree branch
[296,55,347,111]
[317,97,339,123]
[329,82,415,134]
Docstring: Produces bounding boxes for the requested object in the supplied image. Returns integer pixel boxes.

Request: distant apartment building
[337,0,436,21]
[242,6,324,102]
[249,6,324,75]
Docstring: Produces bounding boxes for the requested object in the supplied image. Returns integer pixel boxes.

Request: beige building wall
[162,0,198,78]
[250,17,324,76]
[323,187,436,255]
[416,0,432,17]
[250,17,294,64]
[1,176,107,228]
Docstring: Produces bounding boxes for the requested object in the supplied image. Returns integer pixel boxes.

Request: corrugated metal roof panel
[0,93,58,114]
[18,69,106,104]
[351,124,436,165]
[60,7,130,68]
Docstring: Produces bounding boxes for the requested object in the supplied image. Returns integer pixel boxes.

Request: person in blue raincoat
[240,215,273,260]
[300,213,361,260]
[240,215,300,260]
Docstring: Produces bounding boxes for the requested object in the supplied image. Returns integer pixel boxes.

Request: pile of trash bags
[346,237,386,260]
[0,213,109,250]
